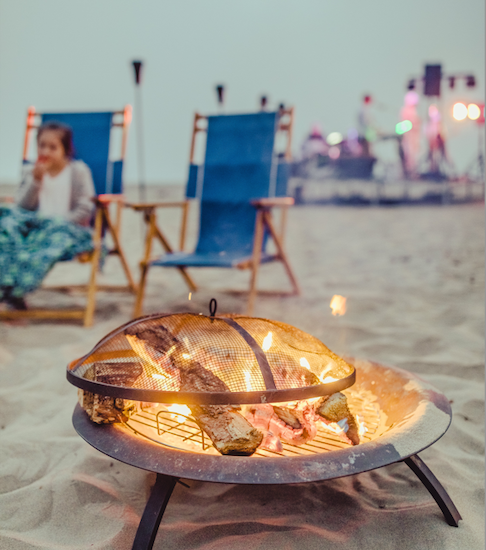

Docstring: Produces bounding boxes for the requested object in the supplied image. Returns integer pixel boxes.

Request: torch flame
[300,357,311,370]
[167,404,191,422]
[244,371,252,391]
[262,331,273,352]
[330,295,346,316]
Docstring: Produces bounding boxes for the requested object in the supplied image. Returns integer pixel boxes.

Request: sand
[0,188,484,550]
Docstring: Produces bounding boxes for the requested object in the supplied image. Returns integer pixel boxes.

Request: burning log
[80,362,143,424]
[124,325,263,456]
[315,392,360,445]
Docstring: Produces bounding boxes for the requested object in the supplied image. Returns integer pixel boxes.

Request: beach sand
[0,190,484,549]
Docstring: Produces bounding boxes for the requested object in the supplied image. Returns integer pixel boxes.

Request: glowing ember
[188,292,192,300]
[330,295,347,316]
[300,357,311,370]
[167,404,191,422]
[182,353,191,359]
[262,331,273,352]
[244,371,253,391]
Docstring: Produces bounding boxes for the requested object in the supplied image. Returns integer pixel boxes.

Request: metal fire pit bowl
[72,359,461,550]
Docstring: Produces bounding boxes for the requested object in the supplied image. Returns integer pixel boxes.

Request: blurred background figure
[300,123,328,160]
[399,91,422,178]
[425,104,449,177]
[357,94,376,156]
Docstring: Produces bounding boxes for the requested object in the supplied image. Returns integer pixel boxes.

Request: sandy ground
[0,188,484,550]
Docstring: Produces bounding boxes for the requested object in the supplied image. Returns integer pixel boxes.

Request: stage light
[467,103,480,120]
[453,102,468,121]
[407,79,416,90]
[395,120,413,135]
[448,76,455,89]
[466,75,476,88]
[326,132,343,146]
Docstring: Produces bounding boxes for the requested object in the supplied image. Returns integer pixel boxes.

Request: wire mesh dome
[67,312,356,405]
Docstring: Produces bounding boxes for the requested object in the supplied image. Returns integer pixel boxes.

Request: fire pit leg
[403,454,462,527]
[132,473,178,550]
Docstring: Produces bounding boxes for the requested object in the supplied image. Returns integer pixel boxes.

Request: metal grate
[122,389,389,457]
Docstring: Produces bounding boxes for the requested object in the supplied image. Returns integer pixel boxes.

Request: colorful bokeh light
[395,120,413,135]
[467,103,481,121]
[326,132,343,146]
[452,102,468,121]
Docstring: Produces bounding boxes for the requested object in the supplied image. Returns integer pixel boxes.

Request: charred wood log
[315,392,360,445]
[125,325,263,455]
[80,362,143,424]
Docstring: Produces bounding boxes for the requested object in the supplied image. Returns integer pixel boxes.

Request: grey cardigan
[16,160,96,226]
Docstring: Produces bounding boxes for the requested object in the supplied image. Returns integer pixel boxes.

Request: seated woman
[0,122,96,310]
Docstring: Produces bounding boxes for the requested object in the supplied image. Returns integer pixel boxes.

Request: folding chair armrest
[251,197,294,209]
[126,201,189,211]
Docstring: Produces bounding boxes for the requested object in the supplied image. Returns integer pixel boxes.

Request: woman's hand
[32,159,48,183]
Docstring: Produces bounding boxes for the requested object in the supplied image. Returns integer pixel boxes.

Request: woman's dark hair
[37,121,75,158]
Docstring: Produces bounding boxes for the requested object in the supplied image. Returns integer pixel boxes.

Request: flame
[167,404,191,422]
[330,295,347,316]
[319,375,339,384]
[244,371,252,391]
[321,421,346,435]
[262,331,273,352]
[182,353,191,359]
[300,357,311,370]
[151,373,167,380]
[188,292,192,300]
[357,414,368,437]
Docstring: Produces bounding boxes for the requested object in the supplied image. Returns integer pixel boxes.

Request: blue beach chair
[0,106,136,326]
[131,108,299,316]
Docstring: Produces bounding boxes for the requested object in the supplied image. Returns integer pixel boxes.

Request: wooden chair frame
[0,106,136,327]
[129,107,298,317]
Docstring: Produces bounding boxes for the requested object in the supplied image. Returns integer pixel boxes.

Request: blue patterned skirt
[0,206,94,299]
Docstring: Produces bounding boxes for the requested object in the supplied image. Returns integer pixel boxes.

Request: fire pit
[67,308,461,550]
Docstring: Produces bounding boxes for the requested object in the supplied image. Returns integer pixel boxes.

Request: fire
[319,375,339,384]
[188,292,192,300]
[300,357,311,370]
[262,331,273,352]
[151,373,167,380]
[167,404,191,422]
[244,371,253,391]
[356,414,368,437]
[330,295,346,316]
[182,353,191,359]
[321,420,347,435]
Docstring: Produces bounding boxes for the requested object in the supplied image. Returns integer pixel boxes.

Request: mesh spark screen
[68,313,355,404]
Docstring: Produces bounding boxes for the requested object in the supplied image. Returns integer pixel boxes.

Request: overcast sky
[0,0,484,185]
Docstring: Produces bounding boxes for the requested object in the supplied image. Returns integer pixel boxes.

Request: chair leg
[133,210,156,318]
[103,205,137,293]
[84,208,103,327]
[248,210,265,315]
[153,223,197,292]
[262,210,300,295]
